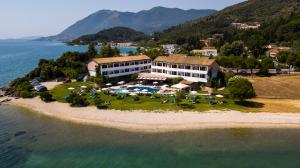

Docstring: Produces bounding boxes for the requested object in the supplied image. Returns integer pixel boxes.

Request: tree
[87,44,97,58]
[259,57,275,75]
[226,77,256,101]
[220,41,245,56]
[246,56,260,74]
[99,45,115,57]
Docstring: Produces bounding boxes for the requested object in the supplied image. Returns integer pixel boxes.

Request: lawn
[50,82,261,112]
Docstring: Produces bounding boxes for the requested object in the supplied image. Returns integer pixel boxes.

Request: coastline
[2,97,300,133]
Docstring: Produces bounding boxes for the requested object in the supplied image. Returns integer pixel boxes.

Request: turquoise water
[0,40,136,86]
[1,105,300,168]
[115,86,160,93]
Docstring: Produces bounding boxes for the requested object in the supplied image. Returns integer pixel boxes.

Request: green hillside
[70,27,149,44]
[160,0,300,47]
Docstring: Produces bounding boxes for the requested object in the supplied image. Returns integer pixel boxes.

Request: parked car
[76,76,84,82]
[63,79,72,83]
[34,85,48,92]
[56,77,66,82]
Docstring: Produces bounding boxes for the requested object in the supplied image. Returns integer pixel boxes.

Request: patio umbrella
[153,82,159,85]
[129,93,137,96]
[106,83,112,86]
[81,86,87,89]
[134,88,140,91]
[216,94,224,98]
[117,81,125,85]
[190,91,198,95]
[142,89,148,92]
[68,87,75,90]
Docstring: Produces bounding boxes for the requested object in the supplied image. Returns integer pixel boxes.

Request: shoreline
[2,97,300,133]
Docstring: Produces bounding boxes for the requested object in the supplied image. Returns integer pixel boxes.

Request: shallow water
[0,105,300,168]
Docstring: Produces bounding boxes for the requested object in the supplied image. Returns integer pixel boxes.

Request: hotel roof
[154,55,216,66]
[93,55,150,64]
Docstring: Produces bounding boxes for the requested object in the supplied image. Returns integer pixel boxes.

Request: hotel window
[148,60,151,63]
[130,68,135,72]
[114,70,119,74]
[120,63,125,67]
[157,63,162,67]
[193,66,199,70]
[185,65,191,70]
[192,73,200,78]
[135,67,139,71]
[171,65,177,68]
[185,72,191,77]
[135,61,139,65]
[200,74,206,78]
[157,69,162,73]
[108,64,113,68]
[144,66,148,69]
[144,60,148,64]
[130,62,135,65]
[114,63,119,67]
[152,69,157,72]
[163,63,167,67]
[178,72,184,76]
[200,66,207,71]
[163,69,167,74]
[102,64,108,69]
[178,65,184,69]
[120,69,125,73]
[102,71,108,75]
[125,69,130,72]
[125,62,130,66]
[172,71,177,75]
[108,71,114,75]
[152,62,156,66]
[140,61,144,64]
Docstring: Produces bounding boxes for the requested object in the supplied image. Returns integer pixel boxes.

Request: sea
[0,40,136,86]
[0,105,300,168]
[0,40,300,168]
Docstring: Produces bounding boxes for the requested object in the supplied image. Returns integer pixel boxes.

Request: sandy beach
[2,97,300,132]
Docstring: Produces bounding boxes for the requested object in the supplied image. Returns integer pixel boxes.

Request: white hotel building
[151,55,219,83]
[87,55,151,78]
[88,54,219,83]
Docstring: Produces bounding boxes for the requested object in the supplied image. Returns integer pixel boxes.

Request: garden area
[49,80,261,112]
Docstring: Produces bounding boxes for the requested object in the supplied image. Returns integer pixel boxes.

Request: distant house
[231,22,261,30]
[151,55,219,83]
[161,44,179,54]
[266,46,292,58]
[87,55,151,78]
[109,42,134,48]
[192,47,218,57]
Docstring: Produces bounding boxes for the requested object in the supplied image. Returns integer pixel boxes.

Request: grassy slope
[249,75,300,99]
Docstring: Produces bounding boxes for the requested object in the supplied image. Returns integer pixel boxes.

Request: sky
[0,0,245,39]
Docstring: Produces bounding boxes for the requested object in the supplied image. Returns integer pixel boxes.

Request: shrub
[132,96,140,101]
[94,97,108,109]
[39,92,54,102]
[66,92,89,107]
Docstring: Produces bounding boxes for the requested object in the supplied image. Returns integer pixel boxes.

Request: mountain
[160,0,300,44]
[70,27,149,44]
[41,7,216,41]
